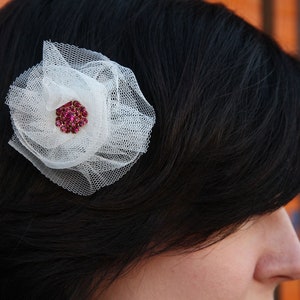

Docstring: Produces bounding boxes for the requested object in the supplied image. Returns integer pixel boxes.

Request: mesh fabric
[6,41,156,196]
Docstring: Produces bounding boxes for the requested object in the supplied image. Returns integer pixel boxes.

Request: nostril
[271,276,294,282]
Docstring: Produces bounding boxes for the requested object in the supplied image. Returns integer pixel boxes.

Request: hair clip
[5,41,156,196]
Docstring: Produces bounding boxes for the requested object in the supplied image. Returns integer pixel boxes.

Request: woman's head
[1,0,300,299]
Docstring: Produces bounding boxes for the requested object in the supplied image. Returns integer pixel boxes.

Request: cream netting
[6,41,156,196]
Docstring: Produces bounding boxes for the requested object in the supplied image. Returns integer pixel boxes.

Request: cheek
[162,249,257,300]
[100,250,263,300]
[99,222,266,300]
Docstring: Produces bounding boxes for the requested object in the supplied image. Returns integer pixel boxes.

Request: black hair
[1,0,300,299]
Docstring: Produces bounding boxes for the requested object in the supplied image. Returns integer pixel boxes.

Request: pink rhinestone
[63,101,72,107]
[73,101,80,107]
[71,127,80,134]
[66,112,75,122]
[55,100,88,134]
[60,125,67,133]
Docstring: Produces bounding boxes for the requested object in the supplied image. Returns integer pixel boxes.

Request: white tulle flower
[6,41,156,195]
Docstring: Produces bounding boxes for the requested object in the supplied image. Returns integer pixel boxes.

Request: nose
[254,207,300,282]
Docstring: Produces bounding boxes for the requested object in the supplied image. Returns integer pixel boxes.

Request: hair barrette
[5,41,156,196]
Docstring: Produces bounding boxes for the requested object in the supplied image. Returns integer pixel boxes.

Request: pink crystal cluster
[55,100,88,134]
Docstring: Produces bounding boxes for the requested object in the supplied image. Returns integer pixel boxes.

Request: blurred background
[0,0,300,299]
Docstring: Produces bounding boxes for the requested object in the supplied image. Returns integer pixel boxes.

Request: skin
[98,208,300,300]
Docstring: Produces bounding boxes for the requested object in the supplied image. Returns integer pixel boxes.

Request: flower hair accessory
[6,41,156,196]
